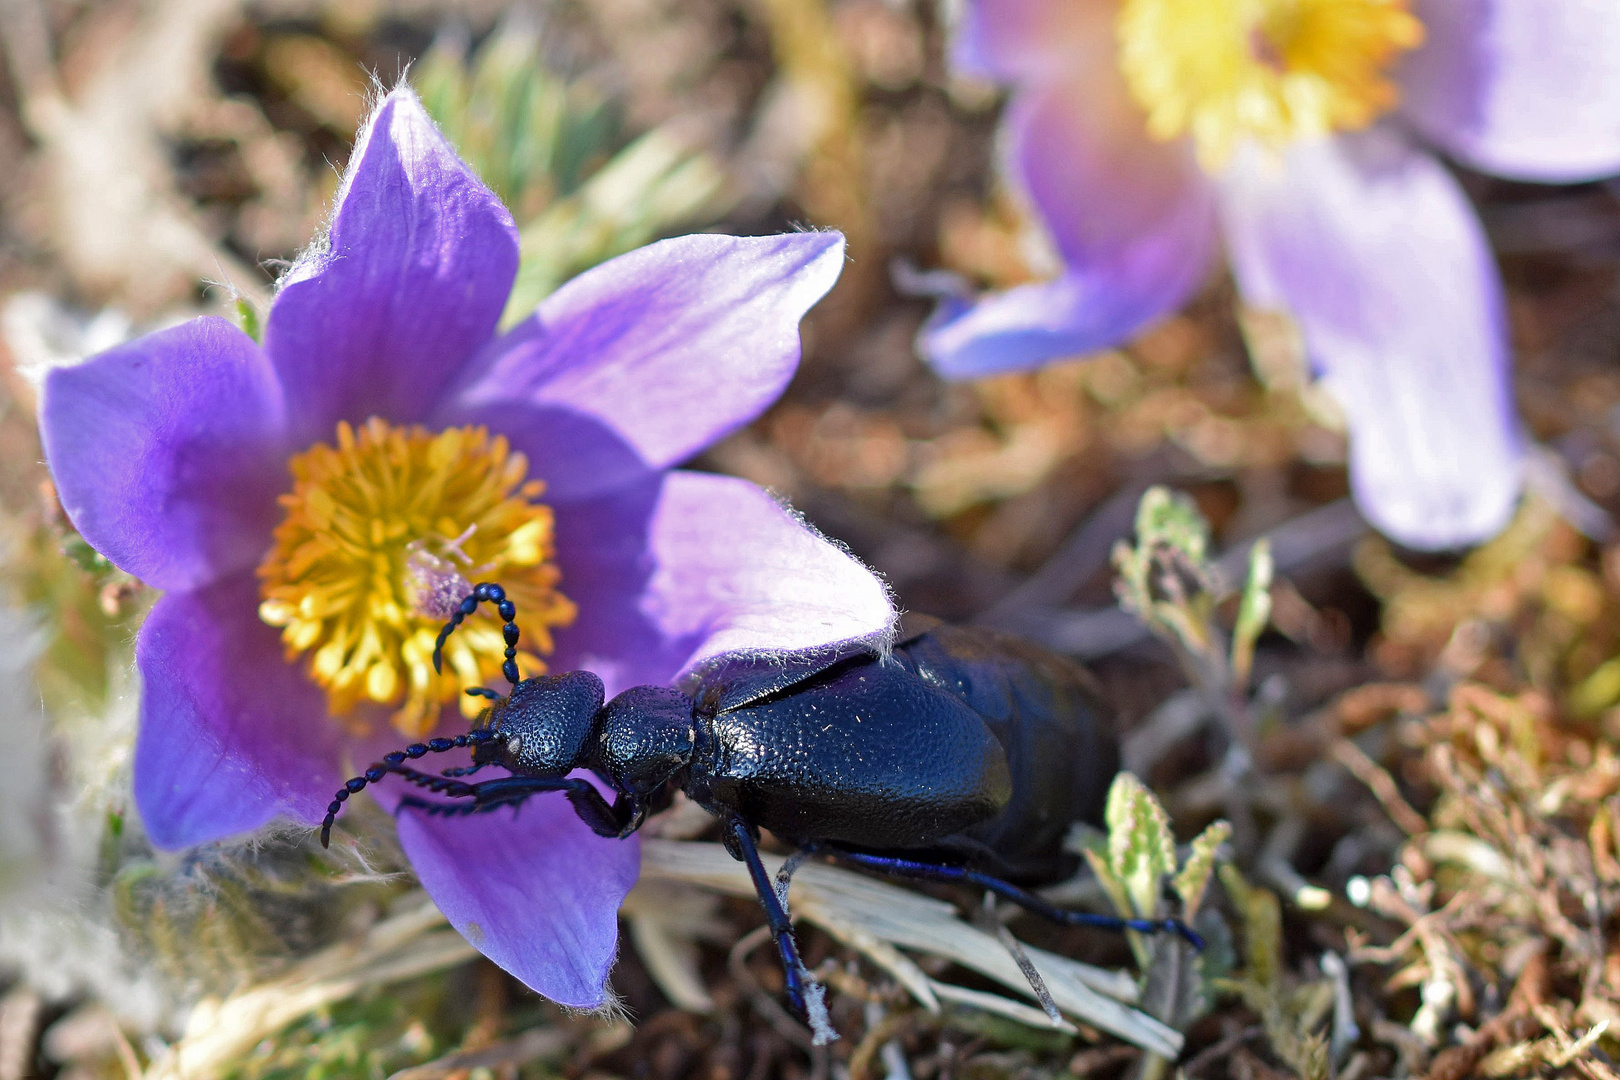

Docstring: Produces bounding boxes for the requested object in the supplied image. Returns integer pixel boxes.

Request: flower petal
[546,475,683,697]
[921,75,1217,378]
[445,233,844,503]
[643,472,896,676]
[392,778,639,1009]
[41,317,287,592]
[134,573,340,849]
[1400,0,1620,182]
[543,471,895,697]
[952,0,1107,82]
[265,88,519,446]
[1218,131,1523,550]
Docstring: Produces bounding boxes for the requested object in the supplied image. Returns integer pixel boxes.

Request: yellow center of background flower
[257,418,575,737]
[1117,0,1424,168]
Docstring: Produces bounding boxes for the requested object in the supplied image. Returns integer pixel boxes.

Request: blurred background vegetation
[1,1,1619,1078]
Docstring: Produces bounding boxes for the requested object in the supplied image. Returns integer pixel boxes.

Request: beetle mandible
[321,582,1202,1020]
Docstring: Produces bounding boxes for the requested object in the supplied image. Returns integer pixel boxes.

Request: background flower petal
[392,780,639,1009]
[42,317,287,593]
[265,88,519,446]
[1400,0,1620,182]
[445,233,844,503]
[952,0,1107,82]
[920,272,1172,379]
[134,573,340,849]
[1218,131,1523,550]
[924,75,1217,378]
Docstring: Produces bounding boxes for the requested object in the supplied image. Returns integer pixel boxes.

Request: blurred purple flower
[40,88,893,1007]
[926,0,1620,550]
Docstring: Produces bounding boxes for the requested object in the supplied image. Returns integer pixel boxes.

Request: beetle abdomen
[897,623,1119,882]
[693,657,1011,849]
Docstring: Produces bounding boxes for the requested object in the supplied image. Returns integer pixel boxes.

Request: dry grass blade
[639,840,1180,1056]
[926,981,1077,1034]
[385,1025,572,1080]
[144,898,475,1080]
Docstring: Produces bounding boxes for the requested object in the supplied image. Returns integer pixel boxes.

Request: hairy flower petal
[135,574,340,849]
[265,89,520,446]
[643,472,896,675]
[446,233,845,502]
[42,317,288,592]
[1400,0,1620,182]
[1219,130,1522,549]
[542,471,895,697]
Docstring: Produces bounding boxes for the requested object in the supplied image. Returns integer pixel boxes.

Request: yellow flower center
[257,417,576,738]
[1117,0,1425,168]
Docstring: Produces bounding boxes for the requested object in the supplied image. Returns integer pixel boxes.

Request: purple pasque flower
[40,87,893,1007]
[927,0,1620,551]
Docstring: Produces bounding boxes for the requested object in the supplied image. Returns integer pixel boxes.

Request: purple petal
[1400,0,1620,182]
[391,776,639,1009]
[1218,130,1523,550]
[135,573,340,849]
[547,475,687,697]
[445,233,844,503]
[545,471,895,697]
[922,75,1217,378]
[264,88,519,446]
[952,0,1106,82]
[641,472,896,676]
[41,317,288,592]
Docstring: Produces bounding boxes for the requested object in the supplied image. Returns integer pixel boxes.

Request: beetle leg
[392,775,604,820]
[399,793,523,818]
[724,817,812,1023]
[813,845,1205,950]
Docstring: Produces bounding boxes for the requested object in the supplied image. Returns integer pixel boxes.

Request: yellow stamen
[1117,0,1425,168]
[257,418,576,737]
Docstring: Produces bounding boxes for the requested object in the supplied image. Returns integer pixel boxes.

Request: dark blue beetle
[322,583,1200,1018]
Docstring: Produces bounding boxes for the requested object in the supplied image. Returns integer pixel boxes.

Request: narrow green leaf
[1104,772,1176,921]
[1172,820,1230,921]
[1229,539,1272,686]
[234,296,262,343]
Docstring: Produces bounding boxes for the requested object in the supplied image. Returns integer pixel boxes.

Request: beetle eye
[505,734,524,756]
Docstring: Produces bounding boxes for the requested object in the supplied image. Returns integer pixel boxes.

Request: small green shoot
[1231,539,1272,686]
[234,296,262,344]
[1112,486,1218,659]
[1113,487,1277,752]
[1215,863,1336,1080]
[1081,773,1229,973]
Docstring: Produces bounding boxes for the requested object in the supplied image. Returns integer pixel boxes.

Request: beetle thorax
[594,685,697,798]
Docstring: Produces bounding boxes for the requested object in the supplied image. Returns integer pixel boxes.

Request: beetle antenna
[320,728,503,847]
[432,582,522,688]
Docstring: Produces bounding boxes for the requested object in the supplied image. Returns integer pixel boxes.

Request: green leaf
[1134,485,1209,564]
[1229,539,1271,686]
[1172,819,1230,921]
[413,22,731,325]
[1112,487,1220,658]
[501,127,728,324]
[234,296,262,343]
[1218,863,1282,991]
[414,23,622,220]
[1105,772,1176,921]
